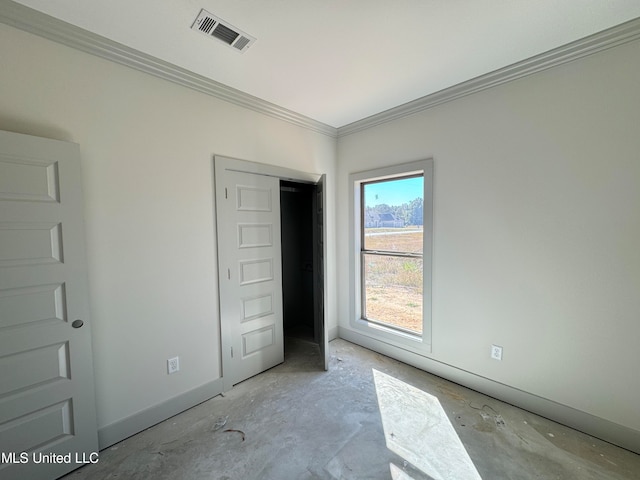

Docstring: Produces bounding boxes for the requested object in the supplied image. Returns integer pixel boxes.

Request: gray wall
[0,23,337,433]
[337,39,640,436]
[2,14,638,451]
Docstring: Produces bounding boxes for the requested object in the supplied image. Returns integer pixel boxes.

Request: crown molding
[2,2,639,140]
[338,16,640,137]
[0,1,338,138]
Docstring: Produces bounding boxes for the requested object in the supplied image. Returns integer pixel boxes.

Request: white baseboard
[328,326,339,341]
[338,326,640,455]
[98,330,640,455]
[98,378,224,450]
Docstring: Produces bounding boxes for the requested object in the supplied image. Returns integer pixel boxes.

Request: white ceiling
[11,0,640,127]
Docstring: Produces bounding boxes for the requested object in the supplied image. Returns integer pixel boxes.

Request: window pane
[364,228,423,254]
[363,176,423,253]
[363,254,422,334]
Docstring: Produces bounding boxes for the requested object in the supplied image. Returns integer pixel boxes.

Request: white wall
[0,24,337,432]
[337,39,640,434]
[3,14,638,451]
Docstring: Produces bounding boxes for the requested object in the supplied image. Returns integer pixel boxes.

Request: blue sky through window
[365,176,423,208]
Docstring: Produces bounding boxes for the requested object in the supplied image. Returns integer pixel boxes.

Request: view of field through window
[362,175,424,334]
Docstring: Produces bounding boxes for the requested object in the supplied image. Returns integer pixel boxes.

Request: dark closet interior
[280,180,316,342]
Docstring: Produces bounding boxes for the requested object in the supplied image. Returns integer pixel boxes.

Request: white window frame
[349,159,433,353]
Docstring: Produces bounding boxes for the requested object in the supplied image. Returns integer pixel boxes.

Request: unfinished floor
[63,338,639,480]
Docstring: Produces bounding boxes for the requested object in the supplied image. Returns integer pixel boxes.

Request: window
[350,160,433,350]
[361,175,424,334]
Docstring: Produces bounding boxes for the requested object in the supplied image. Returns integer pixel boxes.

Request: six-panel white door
[0,131,98,480]
[216,167,284,389]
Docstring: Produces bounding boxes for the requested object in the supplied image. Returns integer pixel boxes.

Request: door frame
[213,155,328,391]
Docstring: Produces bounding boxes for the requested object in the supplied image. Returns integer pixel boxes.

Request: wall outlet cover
[491,345,503,361]
[167,356,180,374]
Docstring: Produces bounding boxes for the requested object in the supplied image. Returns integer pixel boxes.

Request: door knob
[72,319,84,328]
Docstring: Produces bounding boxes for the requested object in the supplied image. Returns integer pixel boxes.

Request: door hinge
[225,187,228,199]
[227,268,231,280]
[231,346,234,358]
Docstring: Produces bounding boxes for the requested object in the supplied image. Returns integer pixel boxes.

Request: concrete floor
[63,338,640,480]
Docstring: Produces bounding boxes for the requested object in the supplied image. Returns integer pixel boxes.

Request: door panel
[0,156,59,202]
[241,294,273,321]
[0,131,98,480]
[0,283,66,329]
[0,341,69,395]
[216,166,284,388]
[0,222,63,266]
[238,258,274,285]
[313,175,329,370]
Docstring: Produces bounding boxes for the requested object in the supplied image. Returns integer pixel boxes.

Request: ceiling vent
[191,9,256,53]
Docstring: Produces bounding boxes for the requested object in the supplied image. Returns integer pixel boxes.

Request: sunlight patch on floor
[373,369,482,480]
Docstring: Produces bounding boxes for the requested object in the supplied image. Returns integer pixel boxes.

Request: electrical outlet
[491,345,503,361]
[167,356,180,374]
